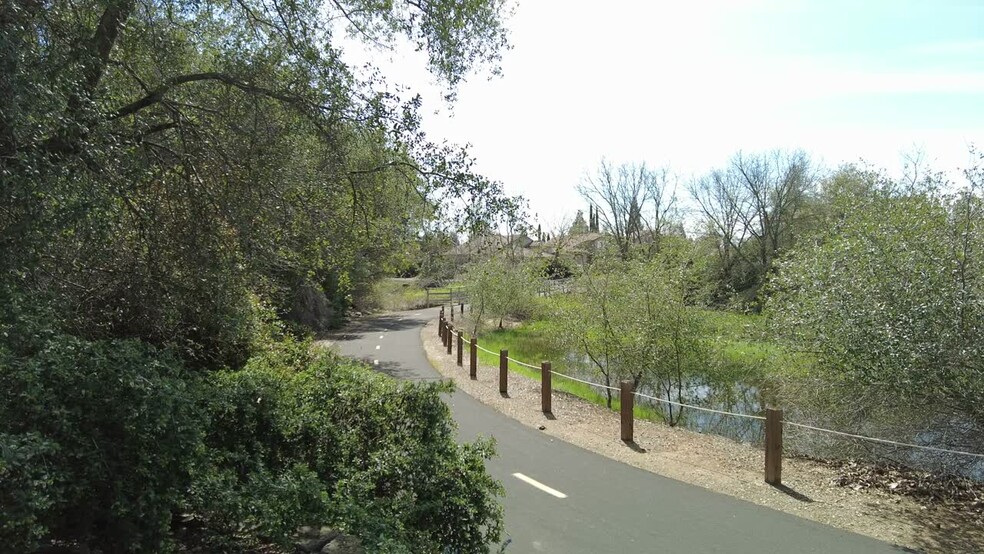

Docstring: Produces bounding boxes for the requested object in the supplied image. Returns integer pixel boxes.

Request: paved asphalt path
[330,308,909,553]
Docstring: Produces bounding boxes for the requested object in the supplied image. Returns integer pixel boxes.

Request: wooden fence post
[456,331,463,366]
[541,361,552,414]
[765,408,783,485]
[620,380,634,442]
[459,301,464,315]
[450,304,454,321]
[499,350,508,395]
[439,318,444,343]
[446,325,453,355]
[469,338,477,379]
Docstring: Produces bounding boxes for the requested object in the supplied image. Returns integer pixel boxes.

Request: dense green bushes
[0,314,503,553]
[1,1,516,551]
[0,433,60,552]
[0,333,201,552]
[194,344,503,552]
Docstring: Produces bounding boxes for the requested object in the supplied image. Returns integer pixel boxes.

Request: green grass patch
[699,308,814,382]
[371,279,467,311]
[454,303,815,422]
[463,323,664,423]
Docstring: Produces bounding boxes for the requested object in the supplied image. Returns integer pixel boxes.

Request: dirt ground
[421,320,984,554]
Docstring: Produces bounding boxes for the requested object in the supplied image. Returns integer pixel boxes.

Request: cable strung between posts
[507,356,540,370]
[783,421,984,459]
[549,370,622,392]
[475,343,498,356]
[447,322,984,458]
[632,391,766,421]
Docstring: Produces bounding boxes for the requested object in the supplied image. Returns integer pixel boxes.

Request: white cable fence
[435,311,984,479]
[632,390,766,421]
[783,421,984,459]
[475,343,498,356]
[507,356,539,370]
[549,370,621,392]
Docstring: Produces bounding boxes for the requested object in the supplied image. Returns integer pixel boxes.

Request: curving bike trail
[330,307,907,553]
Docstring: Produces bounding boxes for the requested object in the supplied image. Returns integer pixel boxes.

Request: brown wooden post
[541,361,552,414]
[765,408,783,485]
[456,331,463,366]
[620,380,634,442]
[450,304,454,321]
[469,338,477,379]
[499,350,508,394]
[439,318,444,343]
[446,325,453,355]
[459,301,464,315]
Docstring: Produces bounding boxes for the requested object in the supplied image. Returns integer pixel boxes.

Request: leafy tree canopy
[1,0,519,365]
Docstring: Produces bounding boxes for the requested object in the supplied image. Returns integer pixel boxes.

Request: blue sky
[340,0,984,229]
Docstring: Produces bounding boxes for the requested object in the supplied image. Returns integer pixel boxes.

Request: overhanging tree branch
[109,72,328,120]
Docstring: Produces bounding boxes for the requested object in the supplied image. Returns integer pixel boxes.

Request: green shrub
[0,433,61,552]
[0,334,203,553]
[0,297,502,553]
[194,349,503,553]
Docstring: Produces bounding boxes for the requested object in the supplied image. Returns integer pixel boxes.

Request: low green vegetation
[371,279,467,312]
[371,279,430,311]
[699,309,812,382]
[467,323,663,422]
[454,157,984,474]
[1,0,517,551]
[462,306,790,424]
[0,299,503,553]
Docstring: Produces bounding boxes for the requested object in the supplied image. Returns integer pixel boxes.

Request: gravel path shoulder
[422,320,983,553]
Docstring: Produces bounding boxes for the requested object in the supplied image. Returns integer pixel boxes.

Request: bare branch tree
[688,168,754,289]
[578,159,678,259]
[689,150,817,302]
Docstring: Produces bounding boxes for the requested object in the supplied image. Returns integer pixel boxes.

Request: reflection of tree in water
[632,376,767,444]
[569,356,984,478]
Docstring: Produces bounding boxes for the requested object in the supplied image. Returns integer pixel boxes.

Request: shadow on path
[322,313,426,341]
[768,483,814,503]
[371,359,440,382]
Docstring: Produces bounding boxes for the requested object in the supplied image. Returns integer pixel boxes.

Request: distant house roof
[541,232,605,252]
[449,233,534,257]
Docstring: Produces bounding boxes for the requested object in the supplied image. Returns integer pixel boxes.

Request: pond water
[633,379,767,444]
[562,352,768,443]
[562,353,984,479]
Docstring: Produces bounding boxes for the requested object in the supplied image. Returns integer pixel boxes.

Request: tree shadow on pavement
[322,313,429,342]
[365,359,438,382]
